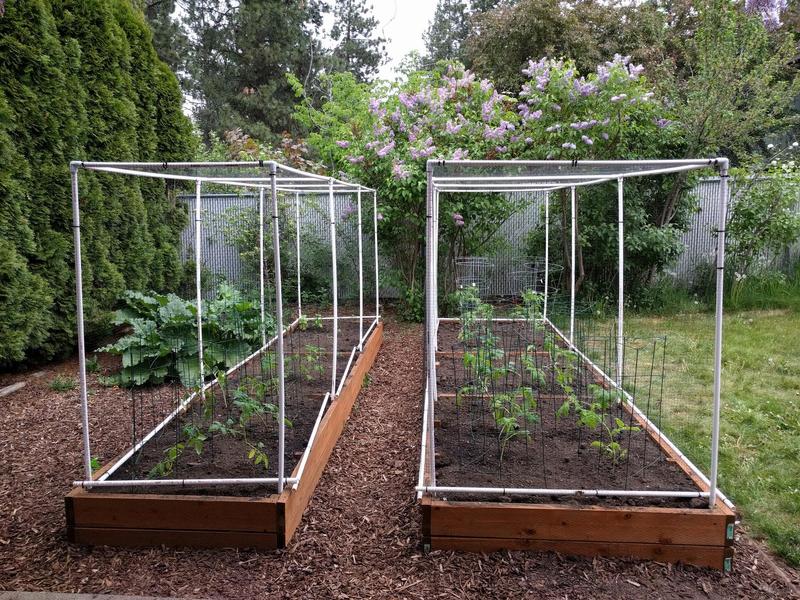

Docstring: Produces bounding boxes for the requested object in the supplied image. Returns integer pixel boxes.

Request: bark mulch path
[1,318,799,599]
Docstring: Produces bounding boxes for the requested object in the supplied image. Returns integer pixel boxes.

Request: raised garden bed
[66,319,383,549]
[420,318,736,571]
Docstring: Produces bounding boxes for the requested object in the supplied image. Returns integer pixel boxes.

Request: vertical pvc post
[373,191,380,318]
[328,179,339,398]
[569,186,576,344]
[543,192,550,321]
[357,188,364,350]
[258,187,266,346]
[269,164,286,493]
[709,161,730,508]
[194,179,205,387]
[71,165,92,483]
[425,166,437,486]
[617,177,624,387]
[295,191,302,317]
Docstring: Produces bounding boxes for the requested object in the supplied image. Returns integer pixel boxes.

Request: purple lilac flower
[581,135,593,146]
[336,140,350,148]
[399,92,415,110]
[392,161,410,180]
[610,94,627,103]
[452,213,465,227]
[574,78,597,96]
[628,64,645,78]
[495,146,507,153]
[655,118,673,128]
[369,98,381,113]
[552,103,561,112]
[376,140,395,157]
[347,155,365,164]
[596,64,611,84]
[601,117,611,125]
[535,73,550,91]
[562,142,577,150]
[601,132,609,140]
[341,203,355,219]
[445,120,463,135]
[745,0,788,30]
[546,124,561,133]
[452,148,468,160]
[525,137,533,144]
[376,212,384,221]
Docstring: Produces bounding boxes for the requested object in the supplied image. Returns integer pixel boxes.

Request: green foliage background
[0,0,195,366]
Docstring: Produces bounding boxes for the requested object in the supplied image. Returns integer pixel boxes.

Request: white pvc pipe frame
[70,161,379,490]
[421,158,731,508]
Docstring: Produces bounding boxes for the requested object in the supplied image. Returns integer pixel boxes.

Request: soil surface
[435,321,697,507]
[107,320,358,494]
[1,317,799,599]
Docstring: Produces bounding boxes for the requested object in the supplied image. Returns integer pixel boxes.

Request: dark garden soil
[434,320,698,507]
[107,320,361,495]
[1,316,798,599]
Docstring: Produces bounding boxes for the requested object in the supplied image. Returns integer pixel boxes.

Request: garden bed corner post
[617,176,625,387]
[328,178,339,398]
[270,162,286,492]
[425,162,437,487]
[71,162,92,485]
[709,159,729,508]
[194,179,205,388]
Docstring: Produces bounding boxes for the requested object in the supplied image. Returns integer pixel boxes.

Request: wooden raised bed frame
[422,322,736,572]
[66,321,383,550]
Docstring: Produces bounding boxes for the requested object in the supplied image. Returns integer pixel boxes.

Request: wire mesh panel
[71,162,379,493]
[423,159,731,508]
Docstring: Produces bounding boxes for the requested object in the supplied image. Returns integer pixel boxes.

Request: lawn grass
[619,309,800,566]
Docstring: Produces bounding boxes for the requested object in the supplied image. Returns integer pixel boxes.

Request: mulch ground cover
[1,317,798,599]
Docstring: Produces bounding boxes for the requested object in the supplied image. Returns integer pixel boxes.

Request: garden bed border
[419,317,736,571]
[65,321,383,549]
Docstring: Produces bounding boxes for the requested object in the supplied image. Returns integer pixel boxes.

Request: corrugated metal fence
[179,178,799,299]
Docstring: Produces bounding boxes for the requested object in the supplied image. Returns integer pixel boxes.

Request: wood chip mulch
[1,317,798,599]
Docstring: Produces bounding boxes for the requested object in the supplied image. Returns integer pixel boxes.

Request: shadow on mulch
[0,316,798,599]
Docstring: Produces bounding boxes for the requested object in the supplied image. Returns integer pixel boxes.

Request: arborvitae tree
[141,0,190,80]
[329,0,386,82]
[423,0,471,65]
[184,0,326,142]
[0,0,194,365]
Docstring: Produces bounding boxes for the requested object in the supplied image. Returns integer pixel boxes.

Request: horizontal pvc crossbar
[291,392,331,490]
[416,486,709,498]
[74,161,374,192]
[75,477,299,488]
[97,316,302,484]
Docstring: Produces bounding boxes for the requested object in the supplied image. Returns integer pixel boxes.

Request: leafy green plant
[591,417,640,464]
[148,442,185,478]
[491,386,539,463]
[49,375,76,392]
[513,289,544,324]
[98,284,273,387]
[90,457,102,472]
[85,354,100,374]
[299,344,326,381]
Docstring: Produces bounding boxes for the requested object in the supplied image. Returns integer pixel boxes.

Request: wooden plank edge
[279,321,384,544]
[427,536,733,570]
[420,496,732,546]
[70,527,278,550]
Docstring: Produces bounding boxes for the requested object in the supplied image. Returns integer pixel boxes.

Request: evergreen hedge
[0,0,195,365]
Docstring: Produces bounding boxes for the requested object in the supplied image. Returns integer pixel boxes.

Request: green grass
[619,309,800,565]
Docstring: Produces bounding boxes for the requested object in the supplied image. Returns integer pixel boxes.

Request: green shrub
[98,284,273,387]
[0,0,195,366]
[50,374,77,392]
